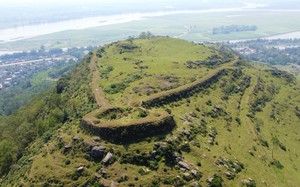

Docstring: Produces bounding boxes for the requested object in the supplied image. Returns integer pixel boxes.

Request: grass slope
[1,37,299,187]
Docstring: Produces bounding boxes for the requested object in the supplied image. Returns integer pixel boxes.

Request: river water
[0,3,269,44]
[264,31,300,39]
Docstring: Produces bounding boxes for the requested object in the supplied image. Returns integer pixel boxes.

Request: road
[0,57,63,67]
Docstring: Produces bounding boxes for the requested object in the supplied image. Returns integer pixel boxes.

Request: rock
[180,168,186,172]
[205,146,211,151]
[178,161,190,170]
[174,152,183,162]
[151,151,157,157]
[77,166,84,172]
[179,116,186,120]
[95,173,101,179]
[183,173,191,181]
[192,181,200,187]
[82,141,93,152]
[215,105,221,110]
[184,130,191,136]
[103,152,113,164]
[189,112,197,117]
[91,146,106,158]
[93,137,101,142]
[100,169,107,175]
[216,158,224,165]
[225,171,235,179]
[191,170,198,176]
[160,142,167,150]
[154,142,160,148]
[110,181,117,187]
[206,177,213,186]
[139,167,150,175]
[72,136,79,141]
[183,121,191,125]
[187,116,195,122]
[242,178,255,186]
[63,144,72,153]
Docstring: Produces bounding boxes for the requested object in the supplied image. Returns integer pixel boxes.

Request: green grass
[96,37,216,106]
[2,37,300,187]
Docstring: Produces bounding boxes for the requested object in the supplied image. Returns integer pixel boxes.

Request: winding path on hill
[89,56,111,109]
[82,55,239,140]
[239,77,267,155]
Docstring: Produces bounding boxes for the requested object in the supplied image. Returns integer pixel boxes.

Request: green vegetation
[0,37,299,187]
[0,46,93,117]
[212,25,257,35]
[0,54,96,178]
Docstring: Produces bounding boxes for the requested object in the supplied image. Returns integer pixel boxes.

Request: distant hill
[1,37,299,187]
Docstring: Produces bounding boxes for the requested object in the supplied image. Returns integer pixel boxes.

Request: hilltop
[0,37,299,187]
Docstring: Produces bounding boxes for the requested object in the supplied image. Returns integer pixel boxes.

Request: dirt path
[89,57,110,109]
[239,77,267,155]
[83,57,111,125]
[84,57,238,127]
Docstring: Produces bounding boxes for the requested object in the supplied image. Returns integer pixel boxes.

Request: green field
[1,11,300,51]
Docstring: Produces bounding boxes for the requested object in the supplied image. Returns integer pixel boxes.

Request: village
[0,57,75,89]
[0,46,96,90]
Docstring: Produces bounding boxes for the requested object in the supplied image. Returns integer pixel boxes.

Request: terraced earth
[2,37,299,187]
[82,37,237,142]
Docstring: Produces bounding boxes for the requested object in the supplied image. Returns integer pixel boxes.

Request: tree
[0,140,15,176]
[139,31,154,39]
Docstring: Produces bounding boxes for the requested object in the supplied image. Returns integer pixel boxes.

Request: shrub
[270,159,284,169]
[104,83,128,94]
[211,174,223,187]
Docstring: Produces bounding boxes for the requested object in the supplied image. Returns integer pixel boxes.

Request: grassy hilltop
[1,37,299,187]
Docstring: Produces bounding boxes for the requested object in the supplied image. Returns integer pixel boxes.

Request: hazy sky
[3,0,294,8]
[0,0,253,6]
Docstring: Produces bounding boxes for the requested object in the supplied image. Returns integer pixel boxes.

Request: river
[264,31,300,39]
[0,3,268,44]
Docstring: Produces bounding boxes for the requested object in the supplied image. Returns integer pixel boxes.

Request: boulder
[93,137,101,142]
[111,181,117,187]
[225,171,235,180]
[183,173,191,181]
[184,130,191,136]
[206,176,213,186]
[95,173,101,179]
[192,182,200,187]
[91,146,106,158]
[63,144,72,153]
[103,152,113,164]
[139,167,150,175]
[191,170,198,176]
[77,166,84,172]
[178,161,190,170]
[72,136,79,141]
